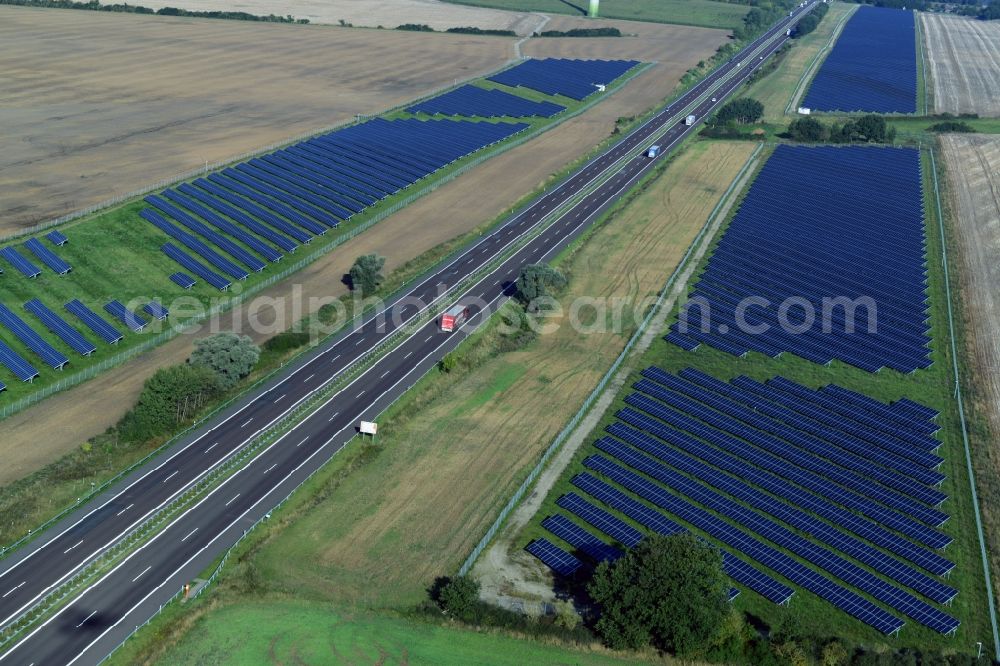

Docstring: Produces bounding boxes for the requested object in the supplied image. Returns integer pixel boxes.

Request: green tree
[587,534,729,656]
[436,576,481,620]
[787,116,825,142]
[553,599,580,630]
[714,98,764,125]
[189,332,260,390]
[349,253,386,296]
[118,364,221,441]
[514,264,566,311]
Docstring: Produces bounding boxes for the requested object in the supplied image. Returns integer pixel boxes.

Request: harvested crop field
[940,133,1000,586]
[922,13,1000,117]
[524,15,727,62]
[0,6,512,231]
[0,15,725,484]
[136,0,543,34]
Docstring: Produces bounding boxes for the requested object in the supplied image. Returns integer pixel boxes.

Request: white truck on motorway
[684,114,696,126]
[646,145,661,158]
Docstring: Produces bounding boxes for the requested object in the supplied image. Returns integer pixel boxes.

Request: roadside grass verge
[512,145,991,654]
[114,600,643,666]
[442,0,750,30]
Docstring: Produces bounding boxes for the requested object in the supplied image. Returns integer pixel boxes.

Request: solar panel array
[667,145,931,373]
[104,300,147,332]
[531,364,960,635]
[488,58,640,100]
[24,238,71,275]
[146,117,527,287]
[407,84,566,118]
[0,340,38,382]
[45,230,68,246]
[170,272,196,290]
[24,299,95,356]
[802,6,917,113]
[0,304,68,369]
[65,299,123,344]
[0,247,41,279]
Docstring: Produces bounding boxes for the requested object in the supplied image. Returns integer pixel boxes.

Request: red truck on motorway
[440,304,470,332]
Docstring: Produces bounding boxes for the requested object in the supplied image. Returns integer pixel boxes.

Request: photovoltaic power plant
[666,145,931,373]
[528,365,959,635]
[407,85,566,118]
[488,58,641,100]
[147,117,527,287]
[801,6,917,113]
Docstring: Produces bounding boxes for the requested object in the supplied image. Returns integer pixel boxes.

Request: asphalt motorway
[0,6,817,663]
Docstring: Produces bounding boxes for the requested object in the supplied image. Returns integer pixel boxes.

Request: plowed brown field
[0,6,512,231]
[922,13,1000,117]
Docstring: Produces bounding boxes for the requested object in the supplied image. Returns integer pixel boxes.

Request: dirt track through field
[940,133,1000,595]
[0,6,513,231]
[922,13,1000,117]
[0,19,725,485]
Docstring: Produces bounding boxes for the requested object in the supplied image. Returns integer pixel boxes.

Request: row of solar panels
[802,6,917,114]
[488,58,641,101]
[668,145,932,373]
[527,367,958,636]
[0,233,72,279]
[147,117,529,290]
[0,299,166,386]
[407,84,566,119]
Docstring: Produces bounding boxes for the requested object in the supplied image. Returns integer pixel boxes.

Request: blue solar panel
[161,243,233,291]
[525,538,583,576]
[24,299,95,356]
[143,301,169,320]
[582,459,907,635]
[596,434,955,604]
[0,304,68,369]
[644,367,946,499]
[668,146,930,374]
[408,85,566,118]
[570,473,794,605]
[142,208,252,279]
[65,299,123,344]
[488,58,640,100]
[618,397,951,549]
[802,6,916,113]
[541,514,622,563]
[170,272,196,289]
[104,301,148,332]
[0,247,41,278]
[132,116,530,289]
[159,189,283,263]
[24,238,71,275]
[45,230,69,246]
[587,451,958,634]
[557,492,643,548]
[0,339,39,381]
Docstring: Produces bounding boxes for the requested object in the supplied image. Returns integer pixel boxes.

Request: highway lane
[0,6,816,663]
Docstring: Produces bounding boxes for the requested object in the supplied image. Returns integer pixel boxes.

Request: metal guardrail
[457,144,764,576]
